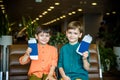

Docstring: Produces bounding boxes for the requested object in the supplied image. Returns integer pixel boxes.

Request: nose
[70,33,74,37]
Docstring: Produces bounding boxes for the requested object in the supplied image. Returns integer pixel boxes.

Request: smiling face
[66,21,83,45]
[66,28,82,45]
[35,32,51,45]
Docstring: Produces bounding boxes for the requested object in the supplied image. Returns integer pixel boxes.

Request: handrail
[96,44,103,80]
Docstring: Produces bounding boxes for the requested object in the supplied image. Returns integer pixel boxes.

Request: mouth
[69,37,75,40]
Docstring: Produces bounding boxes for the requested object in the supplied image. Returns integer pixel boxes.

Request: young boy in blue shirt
[58,21,90,80]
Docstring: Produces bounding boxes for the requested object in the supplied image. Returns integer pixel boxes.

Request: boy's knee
[76,78,82,80]
[60,78,63,80]
[60,78,82,80]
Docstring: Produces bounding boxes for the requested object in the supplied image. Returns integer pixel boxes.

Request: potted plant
[103,24,120,70]
[21,17,39,60]
[0,10,3,44]
[0,11,14,77]
[22,16,38,40]
[0,11,13,46]
[49,32,68,47]
[112,25,120,70]
[97,22,119,71]
[99,45,117,72]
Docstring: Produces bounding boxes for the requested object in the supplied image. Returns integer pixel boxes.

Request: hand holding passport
[28,38,38,60]
[76,34,92,56]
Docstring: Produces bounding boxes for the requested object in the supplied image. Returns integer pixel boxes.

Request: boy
[58,21,90,80]
[19,26,58,80]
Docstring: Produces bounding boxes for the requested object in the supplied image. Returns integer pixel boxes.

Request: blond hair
[67,21,84,33]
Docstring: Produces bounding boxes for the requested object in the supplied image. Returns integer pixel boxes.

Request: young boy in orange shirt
[19,26,58,80]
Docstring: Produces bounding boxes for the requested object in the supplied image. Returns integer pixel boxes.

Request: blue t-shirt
[58,42,90,80]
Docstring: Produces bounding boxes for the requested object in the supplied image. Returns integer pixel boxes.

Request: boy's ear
[79,33,82,38]
[49,35,51,38]
[35,34,38,39]
[66,31,68,36]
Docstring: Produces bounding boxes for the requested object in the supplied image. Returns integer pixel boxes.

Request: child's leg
[29,74,42,80]
[42,74,48,80]
[76,78,82,80]
[60,78,63,80]
[43,74,57,80]
[60,78,82,80]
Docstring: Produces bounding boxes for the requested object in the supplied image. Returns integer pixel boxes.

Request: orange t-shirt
[19,44,58,78]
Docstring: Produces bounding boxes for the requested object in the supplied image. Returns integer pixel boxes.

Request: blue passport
[76,34,92,55]
[28,38,38,60]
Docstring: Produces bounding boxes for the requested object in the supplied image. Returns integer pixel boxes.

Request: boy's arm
[19,48,31,65]
[82,51,90,71]
[59,67,66,78]
[46,47,58,80]
[59,68,70,80]
[48,66,56,76]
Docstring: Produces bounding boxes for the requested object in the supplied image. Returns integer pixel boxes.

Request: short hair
[35,26,51,35]
[67,21,84,33]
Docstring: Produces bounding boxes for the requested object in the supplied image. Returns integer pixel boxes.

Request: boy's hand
[82,51,90,70]
[25,47,32,56]
[62,75,71,80]
[21,47,32,63]
[45,75,56,80]
[82,51,88,60]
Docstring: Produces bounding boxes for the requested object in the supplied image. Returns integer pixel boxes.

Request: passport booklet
[76,34,92,56]
[28,38,38,60]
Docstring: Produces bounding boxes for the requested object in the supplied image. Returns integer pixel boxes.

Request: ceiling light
[56,18,60,20]
[42,12,47,15]
[72,11,76,14]
[60,17,63,19]
[36,18,39,20]
[47,8,52,11]
[53,19,57,22]
[55,2,60,5]
[106,13,110,15]
[50,6,54,9]
[78,9,82,11]
[68,13,72,15]
[43,11,48,14]
[112,11,116,14]
[62,15,66,18]
[92,3,97,6]
[39,15,43,18]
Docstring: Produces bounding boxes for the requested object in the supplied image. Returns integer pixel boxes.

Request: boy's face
[35,32,51,45]
[66,28,82,44]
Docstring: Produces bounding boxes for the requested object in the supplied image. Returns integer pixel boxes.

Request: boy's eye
[74,32,78,35]
[68,32,72,34]
[40,34,50,37]
[68,32,78,35]
[40,34,44,37]
[45,35,50,37]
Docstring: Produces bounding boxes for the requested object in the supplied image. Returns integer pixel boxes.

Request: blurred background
[1,0,120,41]
[0,0,120,80]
